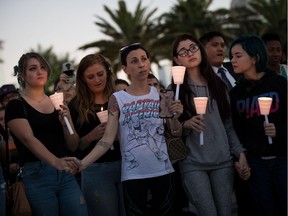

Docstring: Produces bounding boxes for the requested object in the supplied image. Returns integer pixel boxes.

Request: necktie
[218,67,233,90]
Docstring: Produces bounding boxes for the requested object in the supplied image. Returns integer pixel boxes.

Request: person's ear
[122,65,128,75]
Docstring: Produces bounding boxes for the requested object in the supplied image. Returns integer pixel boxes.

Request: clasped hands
[234,152,251,180]
[57,157,85,175]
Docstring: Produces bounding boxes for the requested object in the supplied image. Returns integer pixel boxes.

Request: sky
[0,0,231,87]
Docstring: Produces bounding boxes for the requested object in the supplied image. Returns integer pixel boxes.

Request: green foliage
[79,0,161,72]
[79,0,287,75]
[3,0,284,82]
[248,0,287,43]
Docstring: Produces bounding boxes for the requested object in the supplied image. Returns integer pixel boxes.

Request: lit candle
[258,97,273,144]
[96,107,108,123]
[49,92,74,135]
[193,97,208,145]
[96,107,113,150]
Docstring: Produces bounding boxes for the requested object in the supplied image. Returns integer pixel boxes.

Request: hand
[73,158,86,172]
[59,73,74,91]
[59,104,71,126]
[89,123,107,141]
[170,100,183,119]
[56,157,79,175]
[235,153,251,180]
[264,122,276,138]
[184,115,206,132]
[235,161,251,180]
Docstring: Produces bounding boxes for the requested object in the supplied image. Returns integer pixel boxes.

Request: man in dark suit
[199,31,242,90]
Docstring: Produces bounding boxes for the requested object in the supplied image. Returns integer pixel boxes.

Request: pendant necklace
[23,93,47,103]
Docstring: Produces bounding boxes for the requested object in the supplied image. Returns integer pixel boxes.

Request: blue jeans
[0,166,6,216]
[247,156,287,216]
[122,173,175,216]
[23,161,88,216]
[182,167,234,216]
[81,160,125,216]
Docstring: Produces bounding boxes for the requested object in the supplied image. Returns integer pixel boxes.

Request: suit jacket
[223,62,243,82]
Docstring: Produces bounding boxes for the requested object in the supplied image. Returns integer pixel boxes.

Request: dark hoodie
[229,71,287,157]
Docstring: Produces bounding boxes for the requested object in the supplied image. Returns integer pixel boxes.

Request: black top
[5,98,67,164]
[69,99,121,162]
[229,72,287,157]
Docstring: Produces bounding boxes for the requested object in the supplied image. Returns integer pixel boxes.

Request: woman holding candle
[73,43,184,216]
[5,52,88,215]
[171,33,249,216]
[229,35,287,216]
[68,54,125,216]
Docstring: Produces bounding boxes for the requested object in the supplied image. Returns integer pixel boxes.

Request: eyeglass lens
[177,44,199,57]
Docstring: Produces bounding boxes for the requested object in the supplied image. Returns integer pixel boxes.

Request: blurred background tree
[79,0,161,73]
[10,0,284,90]
[79,0,287,76]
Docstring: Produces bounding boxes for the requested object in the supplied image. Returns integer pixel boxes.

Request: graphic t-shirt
[114,87,174,181]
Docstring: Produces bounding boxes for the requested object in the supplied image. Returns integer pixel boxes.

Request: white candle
[258,97,273,144]
[193,97,208,145]
[49,92,74,135]
[96,107,113,149]
[96,107,108,123]
[171,66,186,100]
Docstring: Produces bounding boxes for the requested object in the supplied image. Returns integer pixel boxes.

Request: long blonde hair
[74,54,116,125]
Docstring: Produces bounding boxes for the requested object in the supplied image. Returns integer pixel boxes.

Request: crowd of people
[0,31,287,216]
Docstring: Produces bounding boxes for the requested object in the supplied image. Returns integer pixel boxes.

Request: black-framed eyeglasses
[119,43,141,53]
[177,44,199,57]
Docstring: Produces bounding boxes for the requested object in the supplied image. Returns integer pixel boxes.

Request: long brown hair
[73,54,116,125]
[171,33,230,121]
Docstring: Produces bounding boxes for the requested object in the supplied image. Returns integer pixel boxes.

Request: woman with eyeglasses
[171,33,249,216]
[72,43,184,215]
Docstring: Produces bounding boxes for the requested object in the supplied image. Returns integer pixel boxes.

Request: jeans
[23,161,88,216]
[0,166,6,216]
[247,156,287,216]
[182,166,234,216]
[122,173,175,216]
[81,160,125,216]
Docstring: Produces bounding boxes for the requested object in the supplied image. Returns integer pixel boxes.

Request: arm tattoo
[98,140,110,151]
[108,95,119,117]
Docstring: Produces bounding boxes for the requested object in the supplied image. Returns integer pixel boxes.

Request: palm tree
[248,0,287,42]
[156,0,230,60]
[79,0,162,73]
[222,0,287,44]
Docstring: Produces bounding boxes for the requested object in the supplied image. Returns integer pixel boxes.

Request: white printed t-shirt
[113,87,174,182]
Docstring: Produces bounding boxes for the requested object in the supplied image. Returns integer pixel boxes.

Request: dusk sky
[0,0,231,86]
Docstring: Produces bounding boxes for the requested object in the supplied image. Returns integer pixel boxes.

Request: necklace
[23,93,47,103]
